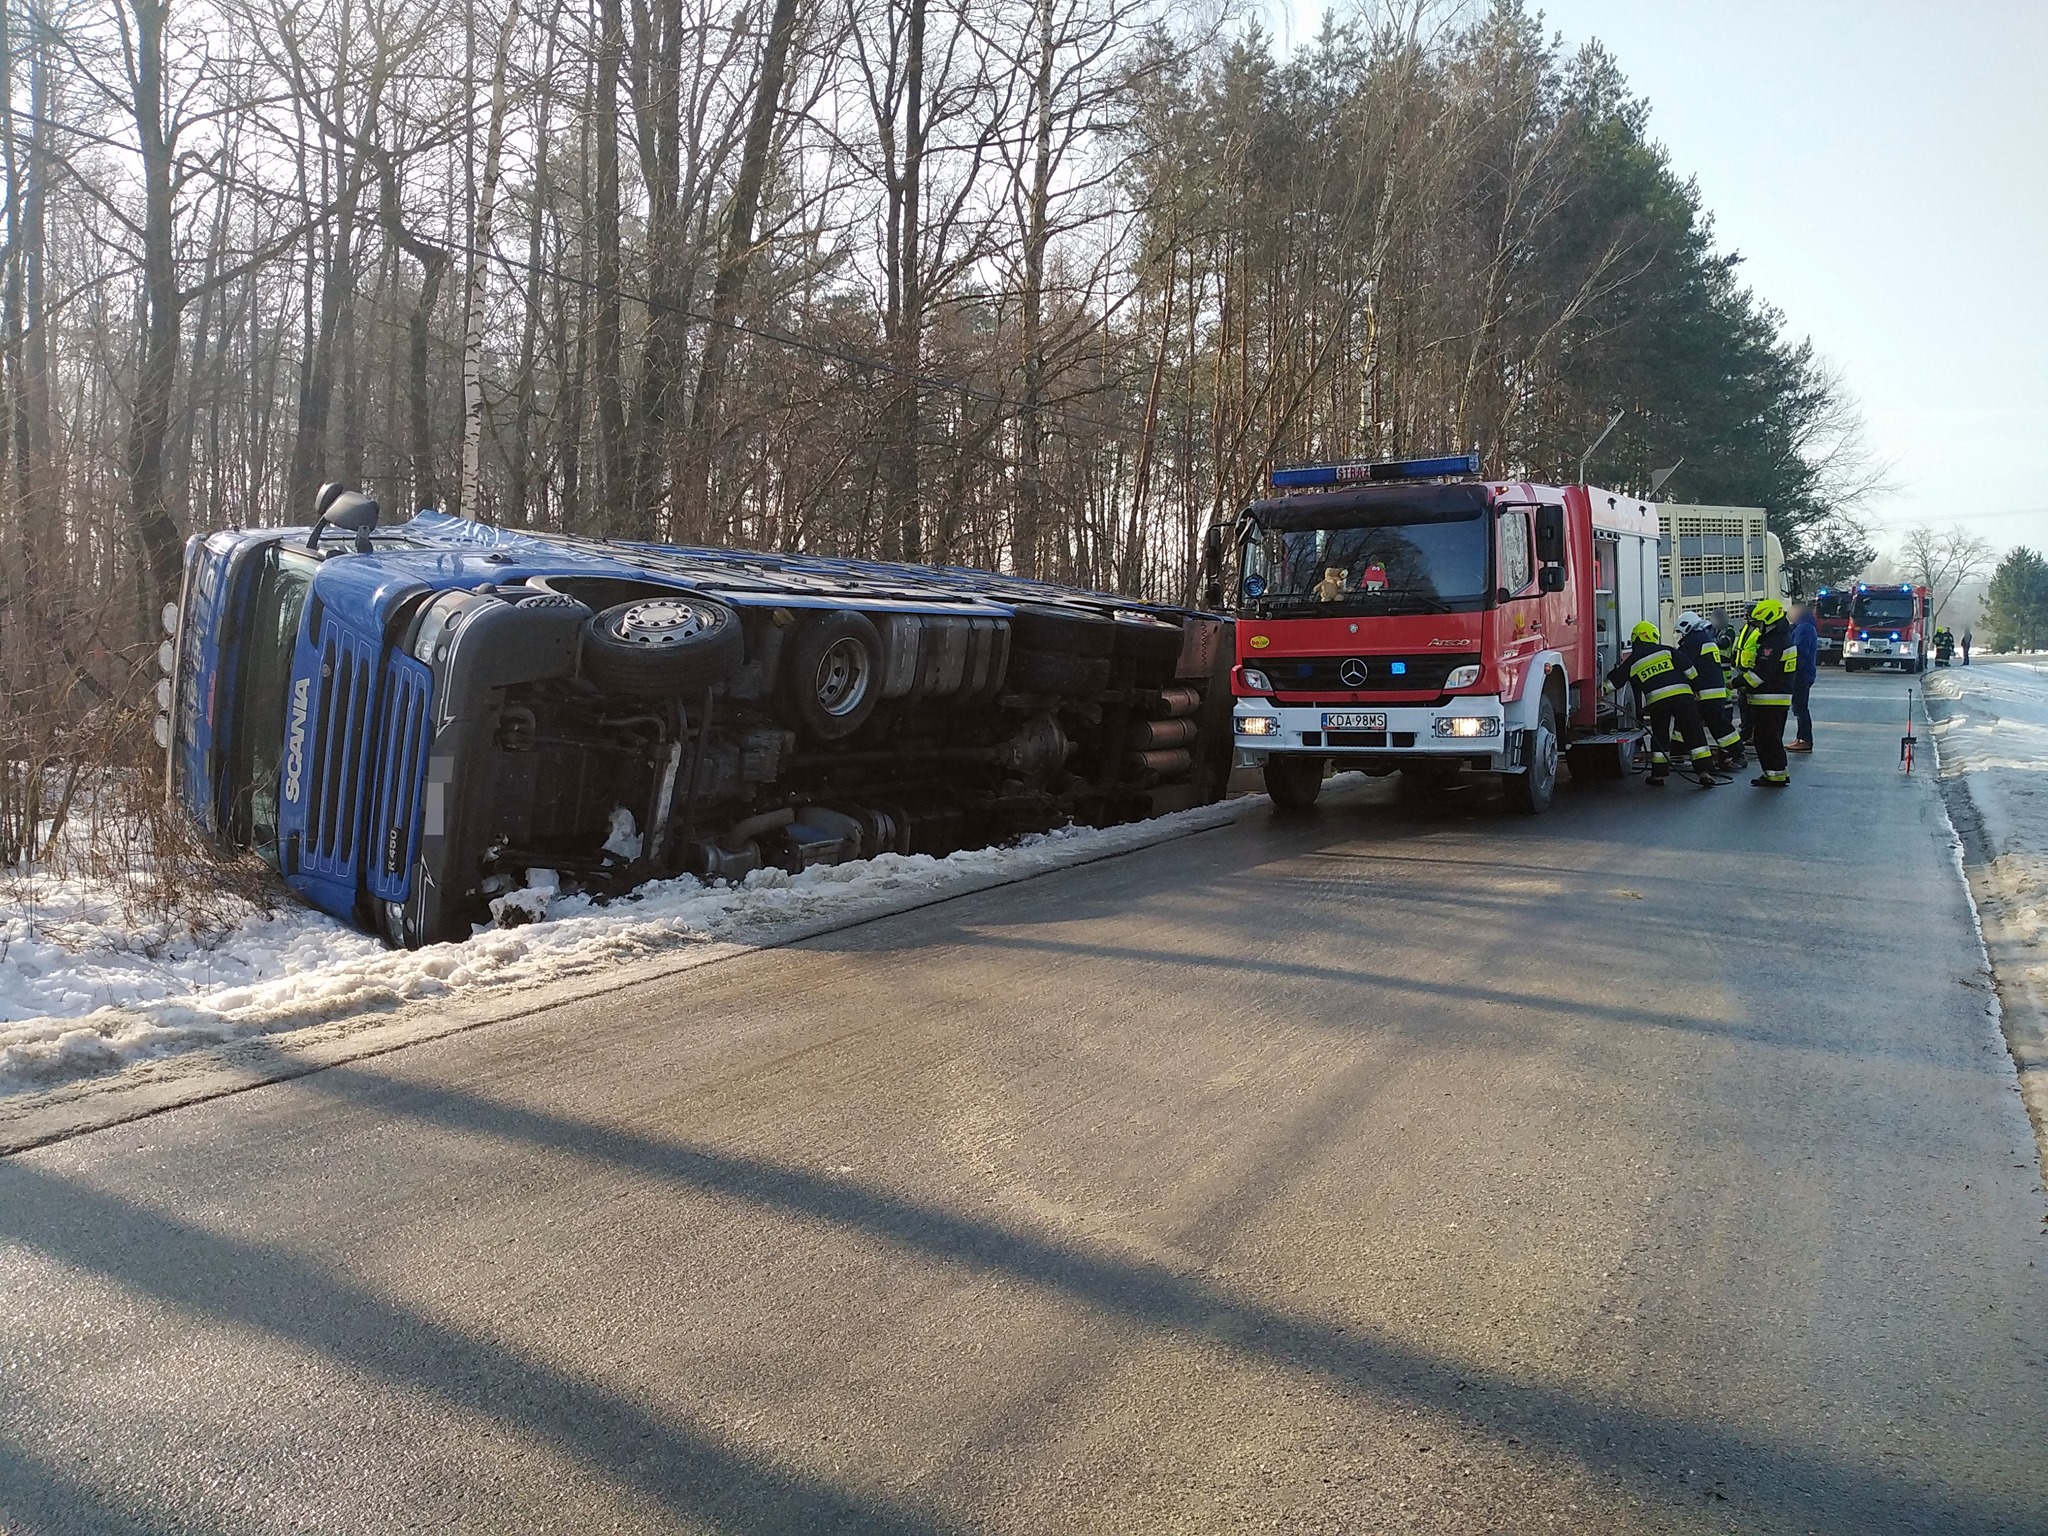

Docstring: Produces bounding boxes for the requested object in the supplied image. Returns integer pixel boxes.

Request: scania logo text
[282,676,310,803]
[1339,658,1370,688]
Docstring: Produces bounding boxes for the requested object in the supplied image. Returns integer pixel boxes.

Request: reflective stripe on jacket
[1679,631,1730,701]
[1608,640,1697,709]
[1740,618,1797,706]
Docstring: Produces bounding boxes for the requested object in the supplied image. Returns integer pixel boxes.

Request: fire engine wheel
[1504,695,1560,815]
[779,610,884,740]
[1263,755,1325,814]
[583,594,744,697]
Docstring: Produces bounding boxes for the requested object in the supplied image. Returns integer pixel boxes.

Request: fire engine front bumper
[1231,697,1513,770]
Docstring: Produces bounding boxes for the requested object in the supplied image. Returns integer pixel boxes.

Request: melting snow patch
[0,793,1273,1096]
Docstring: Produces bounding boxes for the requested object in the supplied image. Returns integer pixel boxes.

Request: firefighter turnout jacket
[1608,638,1699,710]
[1737,617,1798,707]
[1677,629,1730,703]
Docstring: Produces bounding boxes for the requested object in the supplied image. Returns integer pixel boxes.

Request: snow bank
[0,796,1265,1095]
[1926,658,2048,1142]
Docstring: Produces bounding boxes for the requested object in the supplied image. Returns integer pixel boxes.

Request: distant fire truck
[1843,582,1934,672]
[1813,587,1853,664]
[1210,455,1683,814]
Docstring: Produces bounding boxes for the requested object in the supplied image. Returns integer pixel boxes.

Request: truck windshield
[1852,593,1917,626]
[1241,512,1487,616]
[1817,592,1852,620]
[227,545,318,863]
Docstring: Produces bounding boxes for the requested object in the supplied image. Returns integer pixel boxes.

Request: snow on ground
[0,795,1271,1096]
[1926,657,2048,1141]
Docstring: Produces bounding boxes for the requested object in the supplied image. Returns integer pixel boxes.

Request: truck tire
[1006,647,1112,697]
[1264,755,1325,813]
[779,610,883,740]
[583,594,744,697]
[1009,603,1116,658]
[1503,693,1560,814]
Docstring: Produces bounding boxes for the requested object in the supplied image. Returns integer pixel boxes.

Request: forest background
[0,0,1899,865]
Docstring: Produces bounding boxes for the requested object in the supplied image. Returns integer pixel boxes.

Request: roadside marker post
[1901,687,1917,773]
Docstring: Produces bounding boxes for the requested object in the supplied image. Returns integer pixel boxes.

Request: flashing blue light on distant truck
[1269,453,1481,490]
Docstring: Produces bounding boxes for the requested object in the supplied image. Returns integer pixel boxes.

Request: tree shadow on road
[4,1051,2032,1535]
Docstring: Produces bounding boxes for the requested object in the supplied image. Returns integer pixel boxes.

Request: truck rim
[814,635,872,717]
[617,598,719,648]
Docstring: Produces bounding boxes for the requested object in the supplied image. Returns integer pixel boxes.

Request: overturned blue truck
[158,487,1237,948]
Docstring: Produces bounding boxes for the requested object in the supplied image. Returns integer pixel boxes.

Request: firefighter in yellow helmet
[1735,598,1798,787]
[1607,620,1718,788]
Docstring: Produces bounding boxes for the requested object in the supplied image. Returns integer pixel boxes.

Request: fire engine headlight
[1239,667,1273,693]
[1433,716,1500,738]
[1443,664,1481,689]
[1234,715,1281,736]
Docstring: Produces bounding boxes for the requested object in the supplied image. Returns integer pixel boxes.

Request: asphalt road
[4,670,2045,1535]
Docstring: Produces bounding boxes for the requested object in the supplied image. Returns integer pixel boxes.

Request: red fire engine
[1843,582,1933,673]
[1207,455,1669,814]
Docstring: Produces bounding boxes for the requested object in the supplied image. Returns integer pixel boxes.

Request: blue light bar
[1270,453,1481,490]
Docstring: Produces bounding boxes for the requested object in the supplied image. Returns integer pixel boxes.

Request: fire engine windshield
[1240,511,1487,616]
[1816,591,1853,620]
[227,545,318,863]
[1852,592,1918,627]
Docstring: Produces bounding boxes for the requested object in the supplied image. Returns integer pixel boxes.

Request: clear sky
[1271,0,2048,560]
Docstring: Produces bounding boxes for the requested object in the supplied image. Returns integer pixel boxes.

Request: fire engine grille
[367,654,434,902]
[1264,653,1478,694]
[300,627,378,881]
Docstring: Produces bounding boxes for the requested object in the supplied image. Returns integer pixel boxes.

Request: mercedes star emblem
[1339,657,1370,688]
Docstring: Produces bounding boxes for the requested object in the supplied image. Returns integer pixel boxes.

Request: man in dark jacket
[1677,611,1744,771]
[1788,602,1818,751]
[1608,621,1717,789]
[1735,599,1798,787]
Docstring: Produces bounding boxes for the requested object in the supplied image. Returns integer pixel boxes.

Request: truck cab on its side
[160,490,1236,948]
[1210,456,1663,814]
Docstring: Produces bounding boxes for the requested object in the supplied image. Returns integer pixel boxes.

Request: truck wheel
[1503,694,1560,814]
[1264,755,1325,813]
[1009,604,1116,658]
[1006,647,1112,697]
[583,594,743,697]
[780,610,883,740]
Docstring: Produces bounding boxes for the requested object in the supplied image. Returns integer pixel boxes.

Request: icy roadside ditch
[0,793,1277,1097]
[1925,658,2048,1151]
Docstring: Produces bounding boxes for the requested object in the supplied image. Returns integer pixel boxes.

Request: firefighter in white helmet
[1675,611,1744,772]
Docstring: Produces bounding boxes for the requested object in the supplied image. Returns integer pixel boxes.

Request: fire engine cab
[1206,455,1666,814]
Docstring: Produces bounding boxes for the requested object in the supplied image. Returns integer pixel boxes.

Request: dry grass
[2,653,282,955]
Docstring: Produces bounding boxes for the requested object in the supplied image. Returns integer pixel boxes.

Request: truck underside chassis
[375,580,1231,946]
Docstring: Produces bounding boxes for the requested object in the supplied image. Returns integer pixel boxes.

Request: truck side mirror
[1202,525,1224,583]
[1534,504,1566,565]
[1538,565,1567,593]
[308,488,380,550]
[1780,566,1802,598]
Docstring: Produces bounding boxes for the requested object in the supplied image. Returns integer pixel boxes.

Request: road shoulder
[1926,662,2048,1170]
